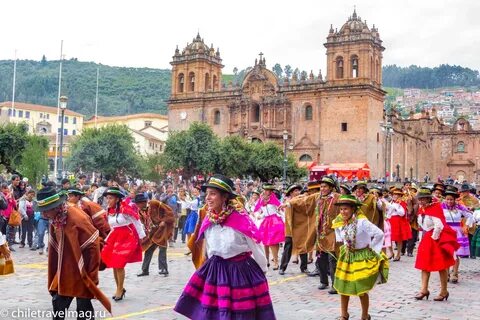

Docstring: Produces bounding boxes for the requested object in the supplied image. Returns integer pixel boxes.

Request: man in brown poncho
[37,187,111,320]
[136,195,175,277]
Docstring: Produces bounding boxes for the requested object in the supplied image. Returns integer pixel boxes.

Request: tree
[160,122,220,180]
[272,63,283,79]
[18,135,49,188]
[284,65,293,79]
[300,70,308,80]
[0,123,29,173]
[67,124,140,180]
[217,136,252,177]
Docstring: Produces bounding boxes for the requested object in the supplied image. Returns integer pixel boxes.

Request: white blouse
[474,209,480,226]
[443,207,474,227]
[417,215,443,240]
[256,204,283,219]
[382,200,406,219]
[108,213,146,239]
[335,218,384,254]
[0,233,5,246]
[205,224,268,273]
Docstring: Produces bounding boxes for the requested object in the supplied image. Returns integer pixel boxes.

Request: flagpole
[53,40,63,179]
[95,67,99,128]
[11,50,17,112]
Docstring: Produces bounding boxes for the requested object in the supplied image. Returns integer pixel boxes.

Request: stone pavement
[2,242,480,320]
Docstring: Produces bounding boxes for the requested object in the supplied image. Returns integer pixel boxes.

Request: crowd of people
[1,172,480,320]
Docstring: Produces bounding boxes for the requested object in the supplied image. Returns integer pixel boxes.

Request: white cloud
[0,0,478,73]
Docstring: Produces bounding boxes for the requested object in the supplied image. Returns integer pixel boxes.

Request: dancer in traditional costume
[441,186,474,283]
[332,195,388,320]
[36,187,111,319]
[137,197,175,277]
[254,183,285,270]
[470,207,480,257]
[405,184,420,257]
[353,181,382,229]
[414,188,460,302]
[175,174,276,320]
[380,188,412,261]
[458,183,480,258]
[432,183,445,202]
[279,184,303,274]
[0,232,13,275]
[371,186,393,259]
[184,186,202,243]
[101,187,145,301]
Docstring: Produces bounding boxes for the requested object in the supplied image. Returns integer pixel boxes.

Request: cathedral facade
[168,10,387,178]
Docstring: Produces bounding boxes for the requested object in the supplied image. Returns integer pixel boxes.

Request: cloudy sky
[1,0,479,74]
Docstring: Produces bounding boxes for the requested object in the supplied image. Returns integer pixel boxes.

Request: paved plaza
[2,242,480,320]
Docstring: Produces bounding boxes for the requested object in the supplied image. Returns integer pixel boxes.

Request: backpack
[0,193,7,210]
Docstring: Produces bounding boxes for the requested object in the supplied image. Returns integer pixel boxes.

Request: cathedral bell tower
[324,9,384,86]
[171,33,223,97]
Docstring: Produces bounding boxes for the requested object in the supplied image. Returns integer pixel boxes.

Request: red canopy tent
[309,164,329,181]
[326,163,371,180]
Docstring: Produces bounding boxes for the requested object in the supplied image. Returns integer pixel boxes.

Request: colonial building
[168,10,387,178]
[390,108,480,183]
[84,113,168,155]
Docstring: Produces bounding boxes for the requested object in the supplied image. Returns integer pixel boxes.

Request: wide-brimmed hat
[334,195,363,207]
[433,183,445,192]
[459,184,471,193]
[35,187,67,212]
[320,176,336,188]
[133,193,149,203]
[262,183,277,191]
[352,181,369,193]
[307,180,321,191]
[339,184,352,194]
[201,174,236,198]
[103,186,125,199]
[410,183,419,191]
[285,184,302,196]
[391,188,404,196]
[369,185,382,194]
[67,187,85,196]
[416,187,433,199]
[251,189,261,196]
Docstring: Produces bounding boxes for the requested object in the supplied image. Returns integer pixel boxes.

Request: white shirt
[0,233,6,246]
[474,209,480,226]
[443,206,474,227]
[256,204,283,219]
[189,197,201,212]
[382,200,406,219]
[108,213,146,239]
[335,218,384,254]
[417,214,443,240]
[205,224,268,273]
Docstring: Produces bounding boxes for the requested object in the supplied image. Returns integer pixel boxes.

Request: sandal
[336,313,349,320]
[451,273,458,283]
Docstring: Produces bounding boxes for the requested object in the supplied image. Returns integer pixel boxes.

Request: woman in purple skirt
[441,186,474,283]
[174,174,276,320]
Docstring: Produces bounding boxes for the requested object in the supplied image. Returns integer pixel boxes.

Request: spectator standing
[18,189,36,248]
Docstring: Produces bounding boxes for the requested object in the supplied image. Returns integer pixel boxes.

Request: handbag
[8,210,22,226]
[0,258,14,275]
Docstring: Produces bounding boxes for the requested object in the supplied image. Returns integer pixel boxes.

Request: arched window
[212,75,218,91]
[305,104,313,120]
[189,72,195,92]
[205,73,210,91]
[299,154,313,162]
[178,73,184,93]
[251,103,260,122]
[457,141,465,153]
[214,110,221,125]
[336,57,344,79]
[351,55,359,78]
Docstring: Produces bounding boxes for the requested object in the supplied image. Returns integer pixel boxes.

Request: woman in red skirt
[101,187,146,301]
[381,188,412,261]
[414,188,460,302]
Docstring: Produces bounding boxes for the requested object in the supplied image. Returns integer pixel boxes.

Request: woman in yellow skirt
[332,195,389,320]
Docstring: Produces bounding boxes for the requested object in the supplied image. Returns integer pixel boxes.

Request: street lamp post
[410,167,413,182]
[283,130,288,190]
[380,112,393,184]
[57,96,68,184]
[396,164,400,182]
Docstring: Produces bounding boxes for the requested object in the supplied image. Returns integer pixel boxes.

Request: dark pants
[52,294,94,320]
[141,244,168,273]
[174,215,187,243]
[406,229,419,254]
[21,218,34,246]
[469,233,475,257]
[280,237,309,272]
[318,251,336,286]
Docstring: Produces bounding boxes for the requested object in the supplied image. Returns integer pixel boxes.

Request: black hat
[285,184,302,196]
[433,183,445,192]
[35,187,67,212]
[460,184,471,193]
[339,184,352,195]
[352,181,369,193]
[416,187,433,199]
[201,174,236,198]
[103,186,125,199]
[61,178,70,185]
[133,193,148,203]
[67,187,85,196]
[262,183,277,191]
[334,195,363,207]
[320,176,336,188]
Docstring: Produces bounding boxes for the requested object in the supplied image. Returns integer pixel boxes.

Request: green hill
[0,59,171,117]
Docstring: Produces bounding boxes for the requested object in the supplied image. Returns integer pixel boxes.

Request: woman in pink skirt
[372,186,393,259]
[254,183,285,270]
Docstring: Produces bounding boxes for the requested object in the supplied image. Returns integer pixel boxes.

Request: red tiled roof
[0,101,84,117]
[85,113,167,124]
